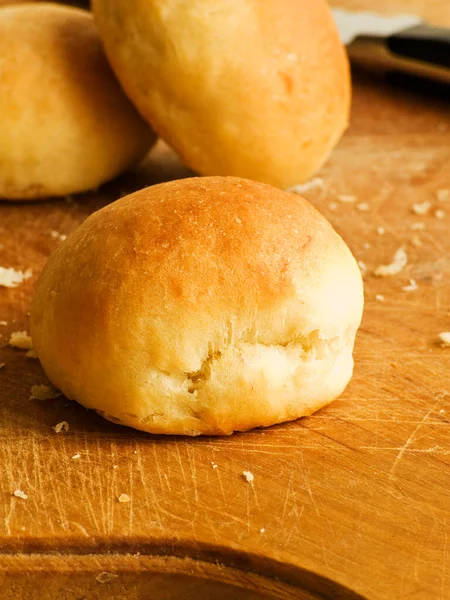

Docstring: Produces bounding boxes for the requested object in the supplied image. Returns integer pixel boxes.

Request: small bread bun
[0,3,155,200]
[92,0,350,189]
[31,177,363,436]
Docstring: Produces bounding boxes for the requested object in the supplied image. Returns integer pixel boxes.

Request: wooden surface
[1,2,450,599]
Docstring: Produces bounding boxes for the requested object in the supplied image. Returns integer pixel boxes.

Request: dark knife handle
[347,28,450,86]
[388,24,450,69]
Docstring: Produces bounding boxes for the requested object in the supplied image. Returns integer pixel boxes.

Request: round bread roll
[92,0,350,189]
[31,177,364,436]
[0,3,155,200]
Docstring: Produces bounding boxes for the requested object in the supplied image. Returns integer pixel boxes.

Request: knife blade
[332,8,450,86]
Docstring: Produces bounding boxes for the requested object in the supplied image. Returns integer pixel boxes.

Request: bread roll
[31,176,364,436]
[0,3,155,200]
[92,0,350,189]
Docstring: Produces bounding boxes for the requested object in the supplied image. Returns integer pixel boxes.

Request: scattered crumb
[412,201,431,215]
[211,461,218,469]
[363,242,371,249]
[356,202,369,212]
[30,384,61,401]
[358,261,367,276]
[71,454,81,460]
[9,331,33,350]
[440,409,446,414]
[337,194,356,203]
[0,266,32,288]
[96,572,118,584]
[377,226,385,235]
[436,189,450,202]
[435,209,446,220]
[328,202,337,210]
[242,470,254,483]
[0,320,7,326]
[133,450,137,454]
[53,421,69,433]
[113,465,118,469]
[411,222,425,231]
[118,493,131,503]
[374,247,407,277]
[26,348,38,359]
[50,231,67,242]
[438,332,450,347]
[375,294,385,302]
[402,279,418,292]
[259,528,266,533]
[411,235,423,247]
[13,489,28,500]
[287,178,325,195]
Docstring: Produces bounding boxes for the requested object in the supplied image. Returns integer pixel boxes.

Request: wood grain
[1,1,450,599]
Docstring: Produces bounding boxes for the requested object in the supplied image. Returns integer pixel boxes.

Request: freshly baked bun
[92,0,350,189]
[0,3,155,200]
[31,176,363,436]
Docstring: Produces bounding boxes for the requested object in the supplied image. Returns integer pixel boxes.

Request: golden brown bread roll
[0,3,155,200]
[31,176,364,436]
[92,0,350,189]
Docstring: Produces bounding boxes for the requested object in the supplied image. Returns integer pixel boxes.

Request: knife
[332,9,450,86]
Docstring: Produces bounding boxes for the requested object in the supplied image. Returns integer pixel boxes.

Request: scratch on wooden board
[299,453,321,517]
[389,399,442,482]
[441,528,449,600]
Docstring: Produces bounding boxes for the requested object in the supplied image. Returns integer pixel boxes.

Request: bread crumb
[436,189,450,202]
[0,320,7,326]
[328,202,337,210]
[26,348,38,359]
[411,222,425,231]
[242,470,254,483]
[363,242,371,249]
[0,266,32,288]
[72,454,81,459]
[435,209,446,220]
[377,226,385,235]
[375,294,385,302]
[438,332,450,347]
[13,489,28,500]
[337,194,356,203]
[411,235,423,247]
[412,201,431,215]
[287,178,325,194]
[118,493,131,503]
[30,384,61,401]
[260,528,266,533]
[53,421,69,433]
[374,247,407,277]
[51,231,67,242]
[113,465,118,469]
[211,461,218,469]
[10,331,33,350]
[96,572,118,584]
[358,261,367,276]
[402,279,418,292]
[440,409,446,414]
[356,202,369,211]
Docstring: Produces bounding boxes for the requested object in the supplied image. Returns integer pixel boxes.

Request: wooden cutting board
[1,3,450,599]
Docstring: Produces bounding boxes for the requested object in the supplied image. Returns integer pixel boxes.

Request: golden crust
[92,0,350,188]
[0,3,155,200]
[30,176,364,435]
